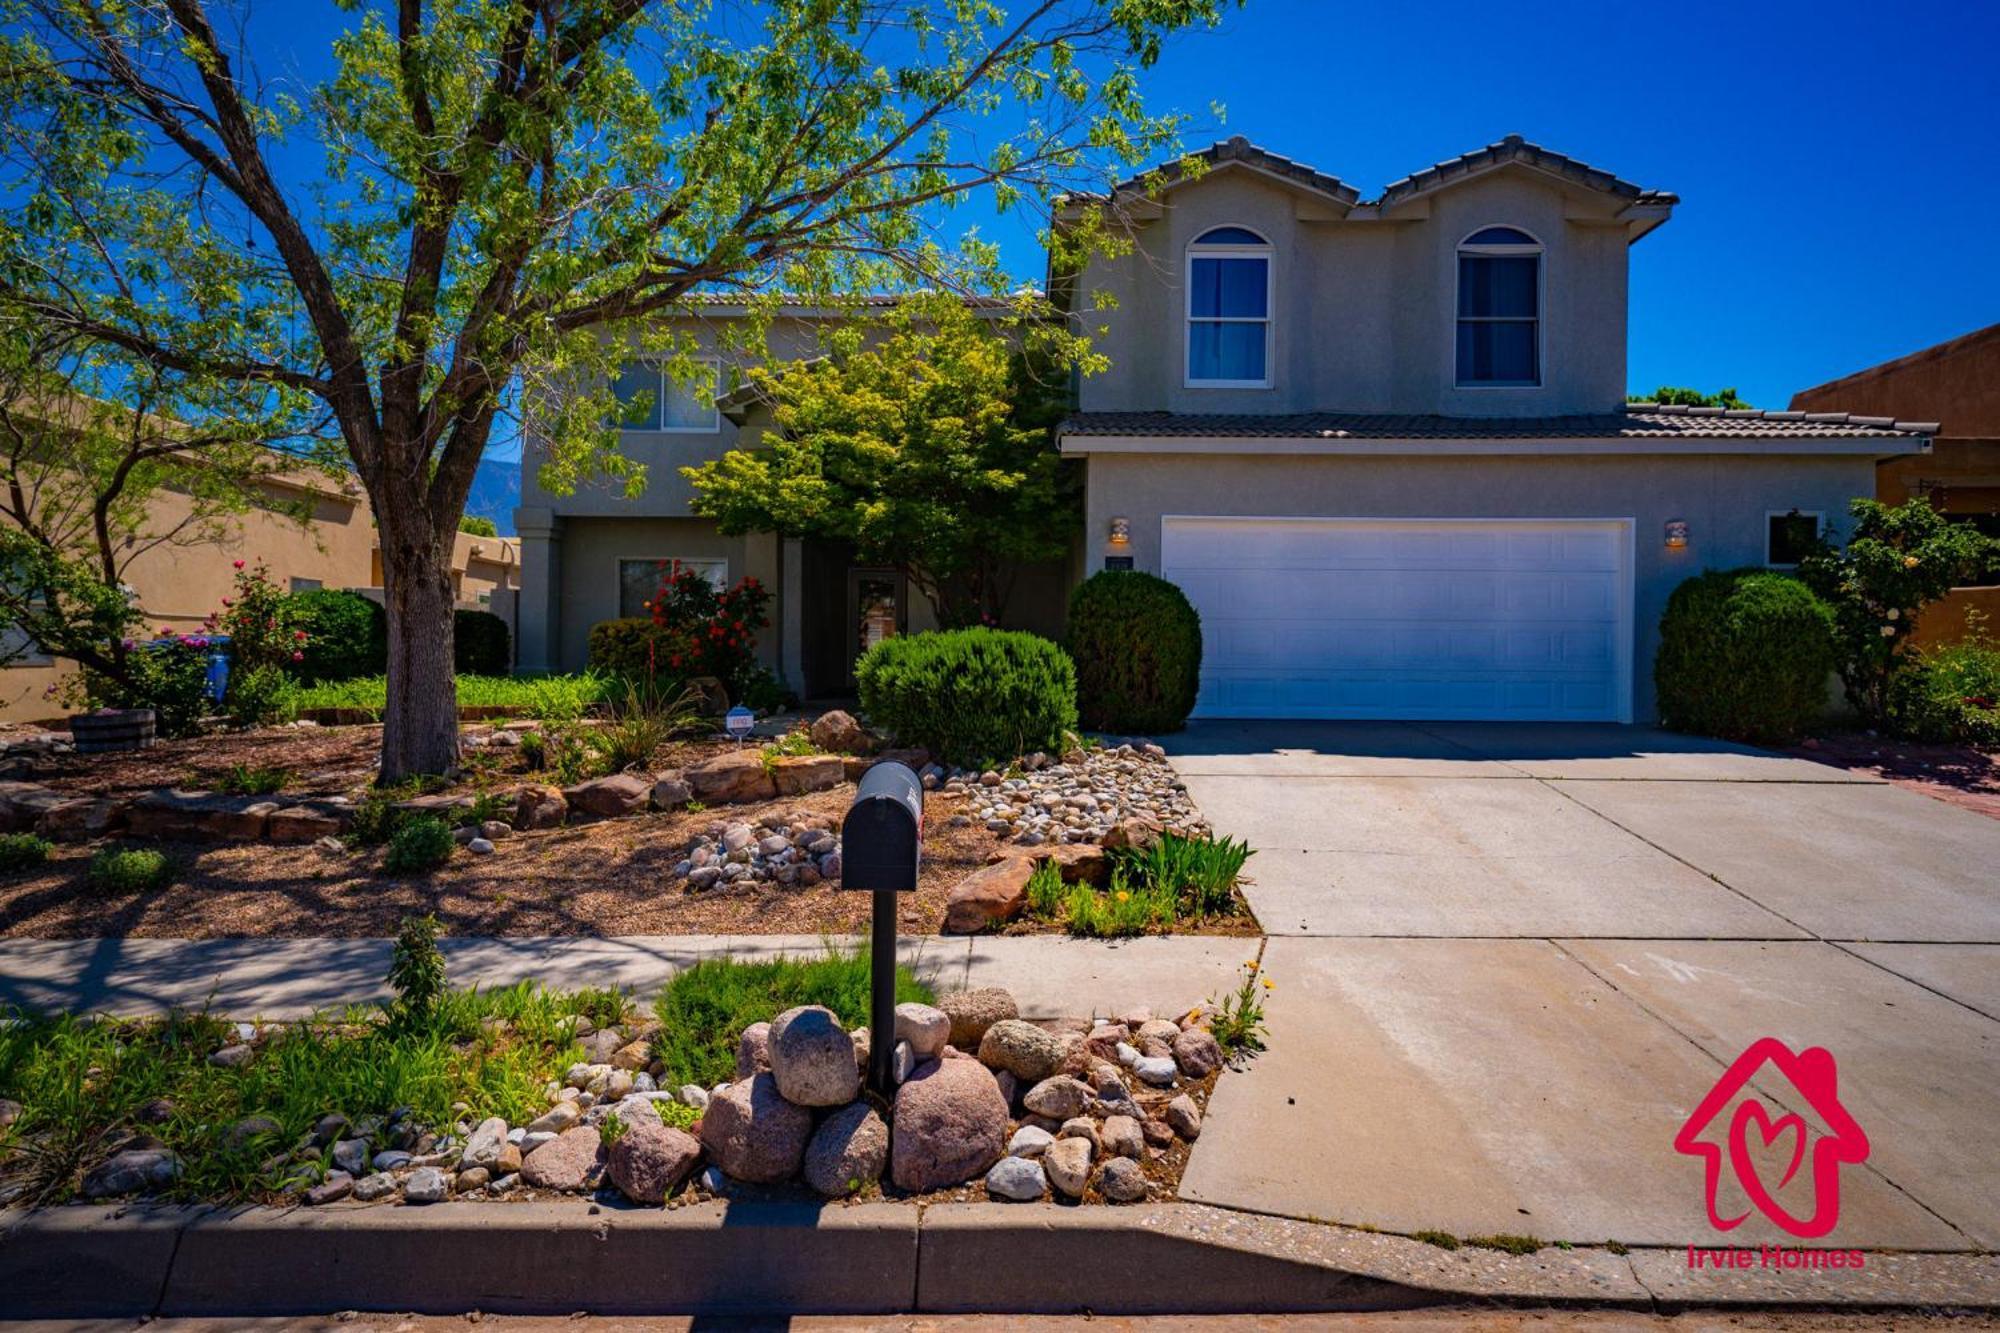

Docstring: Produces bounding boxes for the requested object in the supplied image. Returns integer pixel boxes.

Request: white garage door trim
[1161,515,1635,723]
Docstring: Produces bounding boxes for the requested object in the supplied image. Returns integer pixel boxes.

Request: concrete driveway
[1171,721,2000,1254]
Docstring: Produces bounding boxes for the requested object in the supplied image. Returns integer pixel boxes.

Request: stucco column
[513,506,563,675]
[780,536,804,696]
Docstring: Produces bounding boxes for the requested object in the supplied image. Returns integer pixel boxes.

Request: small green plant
[87,845,174,893]
[1112,831,1252,923]
[215,763,293,796]
[226,663,300,728]
[1412,1229,1461,1251]
[516,729,547,768]
[460,790,513,828]
[599,1109,629,1146]
[599,679,699,772]
[758,727,821,774]
[1023,859,1065,919]
[383,816,456,874]
[1209,960,1270,1058]
[540,721,609,785]
[0,832,53,873]
[1885,615,2000,746]
[387,913,448,1028]
[683,798,707,814]
[1466,1234,1544,1256]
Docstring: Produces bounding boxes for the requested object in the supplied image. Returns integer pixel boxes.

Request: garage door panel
[1162,517,1630,722]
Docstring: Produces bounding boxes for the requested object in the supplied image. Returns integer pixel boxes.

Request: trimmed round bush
[384,816,456,875]
[855,628,1077,768]
[1655,569,1837,744]
[1065,571,1202,733]
[87,846,174,893]
[454,610,511,676]
[289,590,387,683]
[0,832,52,874]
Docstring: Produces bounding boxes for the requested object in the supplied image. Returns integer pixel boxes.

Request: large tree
[684,295,1081,627]
[0,0,1228,779]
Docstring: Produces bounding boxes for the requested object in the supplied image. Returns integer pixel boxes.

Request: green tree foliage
[1065,570,1202,733]
[1797,498,2000,723]
[457,517,498,537]
[1654,569,1837,745]
[1631,386,1754,409]
[0,0,1233,778]
[685,297,1082,626]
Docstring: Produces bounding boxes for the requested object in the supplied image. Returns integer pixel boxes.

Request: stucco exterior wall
[1075,164,1632,418]
[1079,449,1878,721]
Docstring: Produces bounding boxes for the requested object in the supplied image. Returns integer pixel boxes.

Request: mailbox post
[841,761,923,1097]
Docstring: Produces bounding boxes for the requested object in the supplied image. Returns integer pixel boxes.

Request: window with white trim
[1766,510,1824,567]
[612,359,720,432]
[1456,226,1541,386]
[618,557,728,617]
[1185,226,1271,387]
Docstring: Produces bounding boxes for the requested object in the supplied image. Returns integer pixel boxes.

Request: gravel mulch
[1791,731,2000,822]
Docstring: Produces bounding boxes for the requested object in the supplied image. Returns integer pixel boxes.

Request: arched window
[1456,226,1541,386]
[1186,225,1272,387]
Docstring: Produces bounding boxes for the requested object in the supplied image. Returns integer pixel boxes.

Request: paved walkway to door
[1169,721,2000,1254]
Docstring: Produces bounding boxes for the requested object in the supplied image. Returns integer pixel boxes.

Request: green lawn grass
[291,672,621,720]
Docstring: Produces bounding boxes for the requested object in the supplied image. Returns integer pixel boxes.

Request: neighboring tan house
[517,134,1936,722]
[1789,322,2000,646]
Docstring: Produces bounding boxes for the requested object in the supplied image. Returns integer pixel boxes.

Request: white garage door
[1160,516,1632,722]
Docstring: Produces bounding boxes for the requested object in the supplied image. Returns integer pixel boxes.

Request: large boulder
[893,1003,951,1061]
[126,789,276,839]
[808,710,871,755]
[699,1073,812,1184]
[36,796,125,841]
[265,803,348,843]
[938,987,1018,1050]
[514,784,568,830]
[977,1019,1065,1084]
[0,782,67,833]
[942,856,1036,934]
[1171,1026,1224,1079]
[651,773,694,809]
[801,1101,888,1198]
[563,773,652,819]
[766,1005,860,1107]
[771,754,844,796]
[890,1057,1008,1192]
[521,1126,606,1191]
[607,1123,703,1204]
[687,750,779,804]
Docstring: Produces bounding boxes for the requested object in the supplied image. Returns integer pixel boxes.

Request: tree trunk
[379,529,461,783]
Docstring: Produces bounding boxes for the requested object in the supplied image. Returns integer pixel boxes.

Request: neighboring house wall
[1078,449,1878,722]
[1076,164,1632,418]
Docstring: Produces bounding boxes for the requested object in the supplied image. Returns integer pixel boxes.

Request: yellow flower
[1114,890,1130,903]
[1903,555,1920,568]
[1244,960,1259,971]
[1262,977,1276,990]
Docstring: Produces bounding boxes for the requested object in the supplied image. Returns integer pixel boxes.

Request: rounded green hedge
[1065,571,1202,734]
[1655,569,1837,744]
[453,609,511,676]
[855,627,1077,768]
[289,590,387,683]
[587,617,663,677]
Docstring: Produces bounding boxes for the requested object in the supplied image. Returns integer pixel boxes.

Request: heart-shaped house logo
[1674,1038,1870,1239]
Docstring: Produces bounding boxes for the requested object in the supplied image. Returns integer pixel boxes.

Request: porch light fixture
[1108,516,1131,547]
[1664,519,1689,550]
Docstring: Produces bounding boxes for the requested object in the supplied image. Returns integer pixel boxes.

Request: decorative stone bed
[39,985,1226,1212]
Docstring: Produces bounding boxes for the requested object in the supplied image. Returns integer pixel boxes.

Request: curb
[2,1199,1995,1318]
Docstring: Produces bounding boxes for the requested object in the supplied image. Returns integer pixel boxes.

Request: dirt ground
[1791,730,2000,821]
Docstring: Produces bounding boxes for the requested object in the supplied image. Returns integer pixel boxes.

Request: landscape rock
[1098,1156,1148,1202]
[735,1022,772,1078]
[977,1019,1065,1084]
[526,1102,580,1135]
[802,1101,889,1198]
[1171,1027,1223,1078]
[938,988,1018,1050]
[0,1098,19,1128]
[1058,1118,1100,1153]
[699,1073,812,1184]
[1100,816,1162,852]
[564,773,652,819]
[266,804,348,844]
[330,1138,370,1175]
[893,1002,950,1060]
[1042,1135,1094,1199]
[208,1043,254,1069]
[809,710,871,754]
[351,1171,397,1202]
[403,1166,450,1204]
[771,754,844,795]
[221,1115,282,1152]
[1022,1076,1093,1121]
[37,797,125,841]
[1132,1055,1178,1087]
[81,1148,180,1198]
[942,855,1035,933]
[650,774,694,809]
[126,788,276,840]
[607,1123,703,1204]
[891,1058,1008,1192]
[984,1155,1047,1201]
[610,1039,654,1072]
[521,1126,606,1191]
[456,1167,490,1193]
[1101,1115,1144,1159]
[305,1171,353,1205]
[686,750,778,804]
[513,784,568,830]
[1007,1125,1055,1158]
[460,1117,508,1169]
[766,1006,860,1107]
[1165,1094,1202,1140]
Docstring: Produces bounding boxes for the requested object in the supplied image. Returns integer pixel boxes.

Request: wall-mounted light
[1664,519,1689,550]
[1108,516,1131,547]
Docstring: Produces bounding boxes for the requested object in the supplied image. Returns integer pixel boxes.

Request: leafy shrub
[87,846,174,893]
[1112,831,1253,923]
[387,913,448,1028]
[1209,961,1270,1058]
[0,833,52,873]
[598,680,699,772]
[1023,859,1064,919]
[1798,498,2000,723]
[454,610,511,676]
[1066,571,1203,733]
[383,816,456,874]
[212,560,308,674]
[82,634,213,738]
[215,764,292,796]
[288,590,387,682]
[1885,629,2000,746]
[855,627,1077,767]
[226,663,298,728]
[587,618,660,678]
[1655,569,1837,745]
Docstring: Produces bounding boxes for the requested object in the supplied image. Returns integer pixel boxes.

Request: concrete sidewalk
[0,932,1257,1021]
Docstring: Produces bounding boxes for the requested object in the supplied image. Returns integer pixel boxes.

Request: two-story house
[516,134,1935,723]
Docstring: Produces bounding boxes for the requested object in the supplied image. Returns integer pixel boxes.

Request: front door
[845,567,905,687]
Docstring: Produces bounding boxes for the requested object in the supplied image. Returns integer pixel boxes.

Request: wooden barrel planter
[69,708,158,753]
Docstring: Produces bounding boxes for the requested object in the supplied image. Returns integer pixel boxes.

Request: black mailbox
[842,761,923,892]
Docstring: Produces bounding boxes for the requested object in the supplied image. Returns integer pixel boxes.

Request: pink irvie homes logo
[1674,1038,1871,1271]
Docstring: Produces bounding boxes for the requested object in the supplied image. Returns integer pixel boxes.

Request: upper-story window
[1456,226,1541,387]
[1186,226,1271,388]
[613,358,720,432]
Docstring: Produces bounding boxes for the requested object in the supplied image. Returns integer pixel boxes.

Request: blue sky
[247,0,1998,462]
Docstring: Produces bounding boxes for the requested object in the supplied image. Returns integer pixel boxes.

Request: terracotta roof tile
[1058,405,1935,441]
[1376,134,1677,208]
